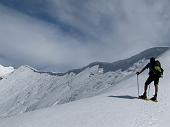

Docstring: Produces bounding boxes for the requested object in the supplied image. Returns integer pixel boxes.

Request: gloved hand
[136,72,140,75]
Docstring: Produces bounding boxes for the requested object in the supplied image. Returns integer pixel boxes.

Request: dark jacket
[144,62,156,76]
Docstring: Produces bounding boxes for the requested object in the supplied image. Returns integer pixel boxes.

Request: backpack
[153,60,164,77]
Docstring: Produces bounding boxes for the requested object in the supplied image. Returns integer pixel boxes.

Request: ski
[150,99,158,102]
[138,97,158,102]
[138,97,149,101]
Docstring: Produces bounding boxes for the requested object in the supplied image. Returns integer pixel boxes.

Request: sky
[0,0,170,72]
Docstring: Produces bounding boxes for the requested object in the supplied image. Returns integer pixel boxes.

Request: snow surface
[0,47,169,127]
[0,47,166,118]
[0,65,14,78]
[0,60,144,118]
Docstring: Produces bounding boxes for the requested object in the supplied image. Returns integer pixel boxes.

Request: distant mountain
[0,47,168,118]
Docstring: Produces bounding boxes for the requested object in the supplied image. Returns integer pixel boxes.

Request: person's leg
[150,84,158,101]
[153,77,159,99]
[140,76,153,98]
[154,84,158,96]
[144,84,148,94]
[144,76,153,94]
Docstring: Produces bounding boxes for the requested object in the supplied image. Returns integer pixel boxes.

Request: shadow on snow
[108,95,138,100]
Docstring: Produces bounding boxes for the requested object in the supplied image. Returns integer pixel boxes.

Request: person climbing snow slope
[136,57,164,101]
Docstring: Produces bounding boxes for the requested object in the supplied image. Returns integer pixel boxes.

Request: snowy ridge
[23,65,58,76]
[23,65,39,72]
[0,47,168,119]
[65,47,169,74]
[0,47,170,127]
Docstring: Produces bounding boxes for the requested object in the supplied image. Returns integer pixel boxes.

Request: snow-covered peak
[0,65,14,77]
[16,65,38,72]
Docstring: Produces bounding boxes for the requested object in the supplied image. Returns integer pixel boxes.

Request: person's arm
[136,63,149,75]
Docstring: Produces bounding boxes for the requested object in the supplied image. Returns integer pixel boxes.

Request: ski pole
[137,75,139,97]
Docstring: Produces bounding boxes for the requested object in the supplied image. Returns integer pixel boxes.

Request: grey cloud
[0,1,170,72]
[49,0,170,47]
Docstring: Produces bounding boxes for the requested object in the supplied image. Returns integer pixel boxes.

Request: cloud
[0,1,170,72]
[0,5,93,69]
[48,0,170,56]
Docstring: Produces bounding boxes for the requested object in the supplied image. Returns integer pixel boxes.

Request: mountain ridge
[18,47,169,76]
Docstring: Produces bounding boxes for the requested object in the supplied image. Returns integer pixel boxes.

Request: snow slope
[0,47,167,119]
[0,48,170,127]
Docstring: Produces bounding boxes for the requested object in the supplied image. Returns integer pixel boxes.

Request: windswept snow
[0,48,170,127]
[0,65,14,78]
[0,47,169,127]
[0,47,167,118]
[0,63,140,118]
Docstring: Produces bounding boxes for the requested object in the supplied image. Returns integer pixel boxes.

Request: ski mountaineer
[136,57,163,101]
